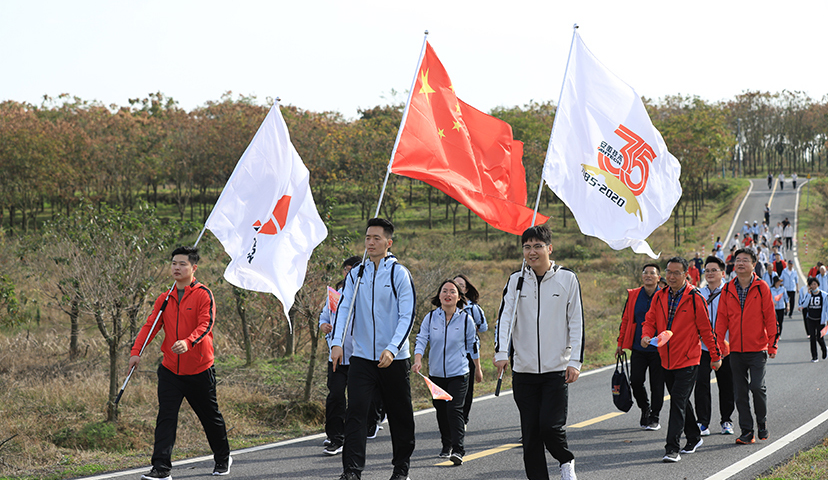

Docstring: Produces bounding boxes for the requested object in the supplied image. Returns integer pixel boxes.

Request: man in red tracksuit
[641,256,722,463]
[128,246,231,480]
[716,248,778,445]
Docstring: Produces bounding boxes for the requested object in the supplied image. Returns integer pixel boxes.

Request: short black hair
[705,256,725,271]
[521,225,552,245]
[453,273,479,303]
[367,218,394,239]
[733,248,756,264]
[665,256,688,273]
[342,256,361,268]
[430,279,467,309]
[808,276,820,287]
[642,263,660,274]
[171,246,199,265]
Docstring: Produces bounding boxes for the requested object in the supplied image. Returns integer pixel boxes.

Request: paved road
[82,179,828,480]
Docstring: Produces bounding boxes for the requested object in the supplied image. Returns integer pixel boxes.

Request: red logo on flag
[597,124,656,196]
[252,195,292,235]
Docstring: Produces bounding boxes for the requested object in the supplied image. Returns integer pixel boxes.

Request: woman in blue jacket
[412,279,477,466]
[770,277,788,336]
[798,277,828,362]
[454,274,486,425]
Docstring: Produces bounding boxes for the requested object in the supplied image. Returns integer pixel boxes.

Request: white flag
[205,104,327,320]
[543,31,681,258]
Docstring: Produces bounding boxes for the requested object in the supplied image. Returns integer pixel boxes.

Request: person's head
[704,256,726,287]
[641,263,660,288]
[773,277,783,288]
[453,274,479,303]
[521,225,553,273]
[733,248,757,275]
[365,218,394,261]
[808,277,820,291]
[664,256,689,290]
[170,246,199,284]
[787,260,794,269]
[430,279,466,310]
[657,278,668,290]
[821,266,827,275]
[342,255,361,276]
[716,236,721,242]
[734,233,739,238]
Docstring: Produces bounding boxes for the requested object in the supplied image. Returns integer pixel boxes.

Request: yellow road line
[768,178,778,208]
[434,443,521,466]
[569,412,625,428]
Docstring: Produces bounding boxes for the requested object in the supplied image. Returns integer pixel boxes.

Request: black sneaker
[212,456,232,476]
[680,438,703,454]
[438,446,451,458]
[758,424,769,440]
[141,468,172,480]
[450,452,463,465]
[644,418,661,431]
[639,407,651,429]
[324,443,344,455]
[388,474,410,480]
[736,431,755,444]
[662,451,680,462]
[338,473,360,480]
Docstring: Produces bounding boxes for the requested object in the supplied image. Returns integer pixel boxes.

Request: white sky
[2,0,826,119]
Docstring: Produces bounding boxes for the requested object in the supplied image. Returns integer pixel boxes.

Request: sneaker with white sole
[697,423,711,436]
[680,438,703,454]
[662,451,681,462]
[721,421,734,435]
[450,452,463,465]
[324,443,344,455]
[560,459,577,480]
[141,468,172,480]
[212,456,232,476]
[367,424,383,439]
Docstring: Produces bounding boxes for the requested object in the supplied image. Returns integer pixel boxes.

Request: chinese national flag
[391,42,548,235]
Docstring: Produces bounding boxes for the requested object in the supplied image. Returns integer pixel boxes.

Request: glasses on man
[664,270,684,277]
[522,243,548,252]
[705,268,722,273]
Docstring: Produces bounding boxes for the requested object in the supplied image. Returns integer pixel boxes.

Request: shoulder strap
[390,262,398,299]
[706,290,721,305]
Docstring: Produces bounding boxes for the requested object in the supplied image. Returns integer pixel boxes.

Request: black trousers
[462,354,475,424]
[806,319,827,360]
[694,351,734,427]
[776,309,786,337]
[785,237,793,250]
[730,351,767,434]
[629,349,664,419]
[513,371,573,480]
[664,366,700,455]
[152,364,230,472]
[325,362,384,446]
[342,356,415,478]
[431,375,468,454]
[787,291,796,316]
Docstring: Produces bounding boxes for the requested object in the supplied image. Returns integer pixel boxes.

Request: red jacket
[131,278,217,375]
[642,281,722,370]
[715,273,778,355]
[617,287,654,350]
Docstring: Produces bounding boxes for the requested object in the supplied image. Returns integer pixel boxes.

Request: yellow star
[452,121,462,131]
[455,103,461,113]
[419,68,436,104]
[437,128,445,138]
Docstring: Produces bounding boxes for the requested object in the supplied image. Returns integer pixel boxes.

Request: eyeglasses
[522,243,548,252]
[734,258,753,264]
[705,268,722,273]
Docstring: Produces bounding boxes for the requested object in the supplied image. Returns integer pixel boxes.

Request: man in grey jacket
[494,225,584,480]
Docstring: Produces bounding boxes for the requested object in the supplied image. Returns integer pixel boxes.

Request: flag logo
[252,195,292,235]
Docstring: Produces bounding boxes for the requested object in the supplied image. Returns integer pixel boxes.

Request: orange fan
[821,324,828,338]
[418,372,453,401]
[649,330,674,347]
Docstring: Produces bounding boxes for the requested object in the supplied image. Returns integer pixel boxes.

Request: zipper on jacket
[536,275,542,373]
[371,262,378,361]
[176,288,183,374]
[443,310,449,377]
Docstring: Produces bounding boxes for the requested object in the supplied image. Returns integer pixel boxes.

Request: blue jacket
[331,254,416,360]
[799,288,828,324]
[770,285,788,310]
[414,307,476,377]
[698,284,725,351]
[781,268,798,291]
[319,286,353,365]
[462,302,488,360]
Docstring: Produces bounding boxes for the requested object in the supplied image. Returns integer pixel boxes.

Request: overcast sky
[2,0,826,118]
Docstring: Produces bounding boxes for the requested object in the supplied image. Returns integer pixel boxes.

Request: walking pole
[331,31,429,368]
[495,24,579,396]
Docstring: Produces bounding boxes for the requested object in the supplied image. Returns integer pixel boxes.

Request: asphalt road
[82,178,828,480]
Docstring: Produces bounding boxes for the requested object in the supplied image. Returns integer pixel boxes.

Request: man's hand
[411,359,421,374]
[127,355,141,375]
[378,349,395,368]
[640,336,652,349]
[615,346,623,357]
[769,352,776,359]
[475,367,484,383]
[565,366,580,384]
[494,359,508,379]
[711,360,722,371]
[171,340,189,354]
[320,323,333,334]
[331,346,343,372]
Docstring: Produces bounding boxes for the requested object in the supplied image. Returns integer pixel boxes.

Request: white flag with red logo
[543,31,681,258]
[205,104,327,319]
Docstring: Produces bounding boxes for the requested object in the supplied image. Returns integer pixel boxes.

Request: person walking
[412,280,477,465]
[783,223,794,252]
[494,225,584,480]
[781,261,799,318]
[641,257,722,463]
[615,263,664,431]
[129,247,231,480]
[695,256,735,437]
[798,277,828,362]
[792,172,798,189]
[716,248,778,445]
[770,277,788,338]
[453,274,486,425]
[319,256,385,456]
[779,172,785,190]
[331,218,416,480]
[767,173,773,189]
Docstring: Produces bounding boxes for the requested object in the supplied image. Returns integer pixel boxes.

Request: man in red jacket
[128,247,231,480]
[641,257,722,463]
[716,248,778,445]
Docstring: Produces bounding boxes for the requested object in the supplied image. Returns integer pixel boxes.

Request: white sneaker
[721,421,734,435]
[560,460,577,480]
[698,423,711,436]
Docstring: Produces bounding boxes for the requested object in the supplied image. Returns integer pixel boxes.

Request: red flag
[417,372,452,401]
[391,42,548,235]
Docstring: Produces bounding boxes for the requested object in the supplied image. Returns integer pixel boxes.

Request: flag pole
[114,96,289,405]
[495,24,579,396]
[331,32,430,365]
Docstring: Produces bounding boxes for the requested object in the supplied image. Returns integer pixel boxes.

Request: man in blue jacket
[331,218,416,480]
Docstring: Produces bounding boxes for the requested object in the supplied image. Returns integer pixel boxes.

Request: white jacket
[494,263,585,373]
